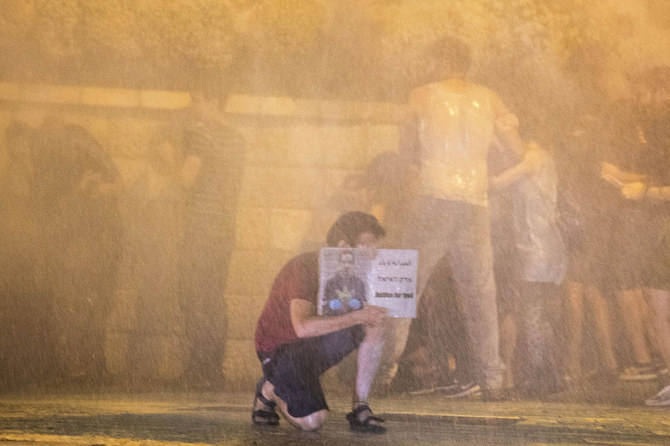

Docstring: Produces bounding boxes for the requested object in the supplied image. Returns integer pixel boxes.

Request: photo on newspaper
[318,248,418,318]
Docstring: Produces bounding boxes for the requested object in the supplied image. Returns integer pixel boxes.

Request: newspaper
[317,248,417,318]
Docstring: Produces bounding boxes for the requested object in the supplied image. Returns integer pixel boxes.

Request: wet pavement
[0,380,668,445]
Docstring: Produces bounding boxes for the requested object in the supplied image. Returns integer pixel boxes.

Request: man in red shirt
[253,212,388,433]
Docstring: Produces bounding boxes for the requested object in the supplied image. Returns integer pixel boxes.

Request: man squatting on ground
[253,212,388,432]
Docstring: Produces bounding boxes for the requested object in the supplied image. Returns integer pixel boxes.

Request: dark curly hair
[427,36,472,77]
[326,212,385,247]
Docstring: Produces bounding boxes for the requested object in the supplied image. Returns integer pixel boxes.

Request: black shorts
[257,326,364,418]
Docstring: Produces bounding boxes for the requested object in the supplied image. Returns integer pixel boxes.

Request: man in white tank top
[396,36,523,399]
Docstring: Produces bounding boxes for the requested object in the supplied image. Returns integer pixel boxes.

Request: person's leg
[517,282,562,395]
[349,320,386,431]
[617,288,655,380]
[354,318,385,404]
[256,379,328,431]
[52,241,91,380]
[255,326,368,431]
[438,275,476,388]
[643,288,670,406]
[539,284,566,391]
[499,311,517,390]
[584,285,618,373]
[388,307,434,393]
[640,290,665,366]
[494,255,519,391]
[646,289,670,375]
[179,239,229,387]
[565,281,585,381]
[449,203,504,393]
[423,258,466,387]
[613,209,657,376]
[402,198,455,305]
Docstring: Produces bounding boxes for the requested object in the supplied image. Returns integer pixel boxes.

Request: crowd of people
[0,118,124,388]
[0,34,667,435]
[251,37,670,434]
[0,85,245,391]
[386,42,670,407]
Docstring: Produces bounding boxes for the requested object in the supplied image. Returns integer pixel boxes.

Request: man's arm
[491,91,524,161]
[290,299,386,339]
[601,161,647,186]
[490,147,541,190]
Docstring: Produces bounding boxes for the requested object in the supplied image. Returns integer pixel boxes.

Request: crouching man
[252,211,388,433]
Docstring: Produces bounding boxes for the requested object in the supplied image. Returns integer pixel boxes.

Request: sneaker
[644,384,670,407]
[438,382,481,399]
[618,364,658,381]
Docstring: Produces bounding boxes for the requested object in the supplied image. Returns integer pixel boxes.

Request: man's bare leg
[254,380,327,431]
[353,321,385,406]
[499,311,518,389]
[350,321,386,428]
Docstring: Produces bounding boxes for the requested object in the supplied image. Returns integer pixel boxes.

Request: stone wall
[0,82,402,390]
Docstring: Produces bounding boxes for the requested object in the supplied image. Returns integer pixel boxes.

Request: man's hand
[355,305,388,327]
[601,161,620,178]
[621,182,646,200]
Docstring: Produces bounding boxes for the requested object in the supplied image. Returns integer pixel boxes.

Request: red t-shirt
[254,252,319,354]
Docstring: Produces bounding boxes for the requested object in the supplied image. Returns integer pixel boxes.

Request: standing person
[609,67,670,405]
[490,138,568,397]
[0,121,52,388]
[179,83,246,389]
[621,180,670,406]
[33,118,123,386]
[123,132,187,383]
[600,74,670,381]
[398,36,523,399]
[253,212,388,432]
[557,115,619,384]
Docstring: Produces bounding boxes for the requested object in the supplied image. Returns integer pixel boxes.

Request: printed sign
[370,249,418,318]
[318,248,417,318]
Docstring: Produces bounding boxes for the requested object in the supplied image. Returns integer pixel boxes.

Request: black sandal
[346,403,386,433]
[252,378,279,426]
